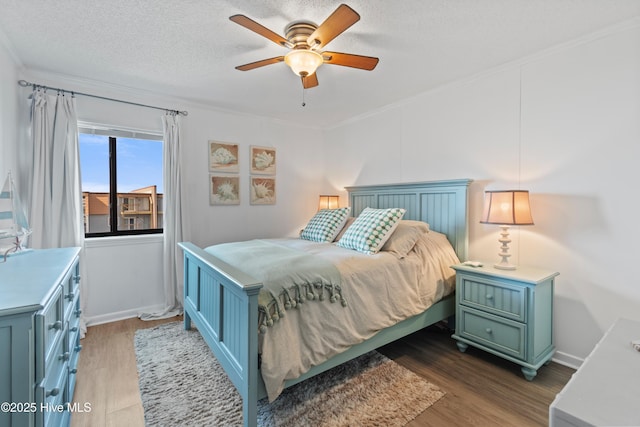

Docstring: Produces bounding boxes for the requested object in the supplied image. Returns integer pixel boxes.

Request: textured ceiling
[1,1,639,127]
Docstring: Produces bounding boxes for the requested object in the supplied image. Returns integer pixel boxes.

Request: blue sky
[79,133,163,193]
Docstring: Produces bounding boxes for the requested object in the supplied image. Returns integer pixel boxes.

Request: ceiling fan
[230,4,379,89]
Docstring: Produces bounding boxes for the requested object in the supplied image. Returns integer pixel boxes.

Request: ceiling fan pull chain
[302,86,306,107]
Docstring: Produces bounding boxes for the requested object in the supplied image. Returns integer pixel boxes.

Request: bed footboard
[178,242,262,427]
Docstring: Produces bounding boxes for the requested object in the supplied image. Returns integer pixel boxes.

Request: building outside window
[79,125,163,237]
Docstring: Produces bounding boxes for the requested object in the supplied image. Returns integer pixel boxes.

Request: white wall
[323,22,640,366]
[0,35,18,181]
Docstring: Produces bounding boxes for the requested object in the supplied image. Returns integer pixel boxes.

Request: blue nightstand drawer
[458,306,526,360]
[459,276,526,322]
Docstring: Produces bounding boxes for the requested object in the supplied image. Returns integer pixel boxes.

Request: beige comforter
[258,230,459,401]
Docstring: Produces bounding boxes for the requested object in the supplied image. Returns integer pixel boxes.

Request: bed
[178,179,471,427]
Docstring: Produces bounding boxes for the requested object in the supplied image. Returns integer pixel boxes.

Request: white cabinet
[550,317,640,427]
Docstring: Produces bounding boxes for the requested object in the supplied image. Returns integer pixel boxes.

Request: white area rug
[135,321,445,426]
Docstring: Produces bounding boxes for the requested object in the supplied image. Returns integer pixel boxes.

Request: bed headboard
[345,179,472,261]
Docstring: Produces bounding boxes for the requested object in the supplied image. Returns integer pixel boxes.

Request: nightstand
[451,263,559,380]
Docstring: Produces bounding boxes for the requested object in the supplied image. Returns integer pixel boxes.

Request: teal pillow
[300,207,351,243]
[337,207,406,254]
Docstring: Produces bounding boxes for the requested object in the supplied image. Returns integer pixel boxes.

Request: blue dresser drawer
[35,333,69,427]
[458,306,526,360]
[62,260,79,322]
[67,294,82,401]
[67,295,81,354]
[35,286,64,383]
[459,275,526,322]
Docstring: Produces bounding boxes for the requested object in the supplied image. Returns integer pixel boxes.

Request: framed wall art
[210,174,240,205]
[250,146,276,175]
[250,176,276,205]
[209,141,239,173]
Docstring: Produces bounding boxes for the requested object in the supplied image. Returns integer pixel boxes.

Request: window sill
[84,233,163,248]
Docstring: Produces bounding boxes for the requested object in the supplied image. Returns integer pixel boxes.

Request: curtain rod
[17,79,188,116]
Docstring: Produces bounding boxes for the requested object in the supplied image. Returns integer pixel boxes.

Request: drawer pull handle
[59,352,70,361]
[75,344,83,352]
[46,387,60,397]
[74,275,81,283]
[66,291,75,300]
[70,368,78,374]
[70,326,78,332]
[485,328,493,334]
[74,309,83,316]
[486,294,493,300]
[49,321,62,330]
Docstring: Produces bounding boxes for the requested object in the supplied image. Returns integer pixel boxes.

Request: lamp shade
[284,49,323,77]
[480,190,534,225]
[318,195,339,210]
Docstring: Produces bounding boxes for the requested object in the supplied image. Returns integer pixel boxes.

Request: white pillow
[381,220,430,259]
[300,207,351,243]
[337,207,406,254]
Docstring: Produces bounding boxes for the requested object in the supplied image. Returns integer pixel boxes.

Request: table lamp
[480,190,533,270]
[318,195,339,210]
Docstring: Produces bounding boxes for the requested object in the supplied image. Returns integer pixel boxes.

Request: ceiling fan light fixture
[284,49,323,77]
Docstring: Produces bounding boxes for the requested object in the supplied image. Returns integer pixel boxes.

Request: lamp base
[494,262,517,270]
[494,225,517,270]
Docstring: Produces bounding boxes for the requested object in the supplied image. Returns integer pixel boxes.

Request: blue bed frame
[178,179,471,427]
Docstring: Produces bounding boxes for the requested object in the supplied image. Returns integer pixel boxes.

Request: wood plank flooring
[378,325,574,426]
[70,317,574,427]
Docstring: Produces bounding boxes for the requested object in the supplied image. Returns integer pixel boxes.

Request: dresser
[451,263,558,380]
[0,247,82,427]
[549,317,640,427]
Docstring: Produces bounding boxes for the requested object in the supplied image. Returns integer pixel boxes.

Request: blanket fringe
[258,282,347,334]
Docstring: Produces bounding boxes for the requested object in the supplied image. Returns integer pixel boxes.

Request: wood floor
[70,317,574,427]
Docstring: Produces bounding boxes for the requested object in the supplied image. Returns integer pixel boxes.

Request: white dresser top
[550,317,640,427]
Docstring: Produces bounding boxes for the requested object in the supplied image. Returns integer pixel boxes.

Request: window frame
[79,125,164,238]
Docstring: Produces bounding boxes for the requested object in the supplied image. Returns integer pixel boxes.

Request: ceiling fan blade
[302,73,319,89]
[307,4,360,49]
[235,56,285,71]
[322,51,379,70]
[230,15,292,48]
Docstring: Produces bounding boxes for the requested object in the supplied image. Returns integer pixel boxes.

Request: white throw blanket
[205,239,345,332]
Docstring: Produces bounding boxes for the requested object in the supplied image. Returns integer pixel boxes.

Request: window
[79,125,163,237]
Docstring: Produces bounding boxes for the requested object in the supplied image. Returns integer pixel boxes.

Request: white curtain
[140,112,187,320]
[27,89,87,334]
[29,90,84,249]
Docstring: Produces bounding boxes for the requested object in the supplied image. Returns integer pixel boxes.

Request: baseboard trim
[85,304,166,326]
[552,350,583,370]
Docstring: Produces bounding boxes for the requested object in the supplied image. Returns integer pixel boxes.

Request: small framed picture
[210,174,240,205]
[250,176,276,205]
[209,141,239,173]
[250,146,276,175]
